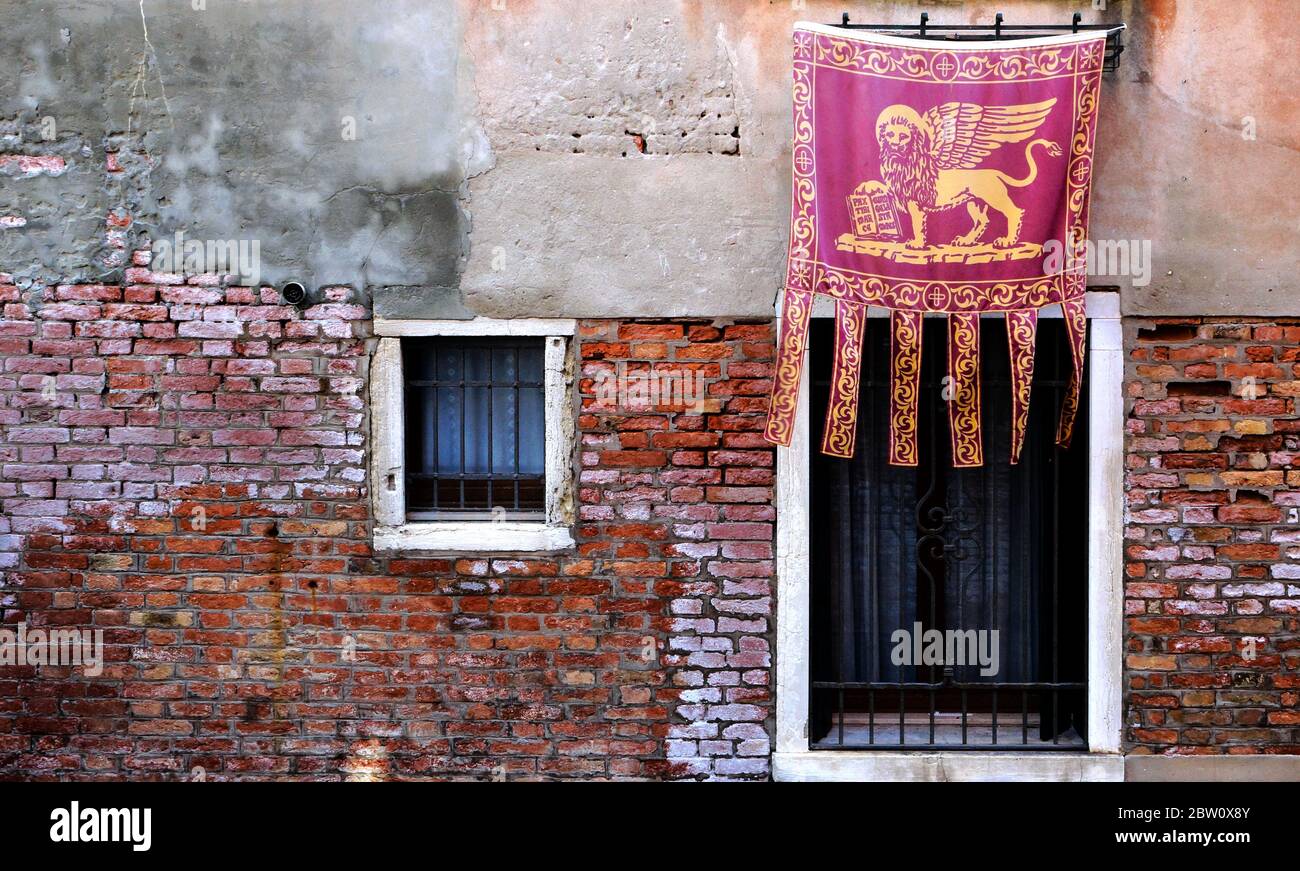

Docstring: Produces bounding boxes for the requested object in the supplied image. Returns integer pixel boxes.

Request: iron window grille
[401,336,547,520]
[809,316,1089,751]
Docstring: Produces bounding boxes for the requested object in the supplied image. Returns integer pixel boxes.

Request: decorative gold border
[812,265,1085,313]
[820,300,868,458]
[1056,294,1089,447]
[947,312,984,468]
[814,37,1085,83]
[764,285,814,447]
[785,30,817,280]
[888,309,923,467]
[1006,309,1038,464]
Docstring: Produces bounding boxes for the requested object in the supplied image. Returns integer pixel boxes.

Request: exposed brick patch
[579,320,774,779]
[0,273,774,780]
[0,155,67,178]
[1126,317,1300,754]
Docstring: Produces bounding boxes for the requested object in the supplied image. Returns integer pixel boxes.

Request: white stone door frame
[773,291,1124,781]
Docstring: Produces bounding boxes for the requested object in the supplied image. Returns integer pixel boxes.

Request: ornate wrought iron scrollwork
[916,500,983,566]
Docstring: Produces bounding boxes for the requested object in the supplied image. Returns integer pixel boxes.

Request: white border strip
[1087,297,1124,753]
[374,522,574,553]
[776,751,1123,782]
[375,317,576,337]
[775,300,812,754]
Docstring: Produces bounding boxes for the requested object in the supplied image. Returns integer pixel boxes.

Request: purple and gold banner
[764,24,1105,465]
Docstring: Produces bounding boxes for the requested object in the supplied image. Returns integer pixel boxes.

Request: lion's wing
[924,98,1057,170]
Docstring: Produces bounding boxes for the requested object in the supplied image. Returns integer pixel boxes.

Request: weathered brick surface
[30,277,1299,769]
[0,263,774,780]
[1126,318,1300,754]
[579,320,775,779]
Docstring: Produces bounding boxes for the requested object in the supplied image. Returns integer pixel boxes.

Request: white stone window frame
[773,291,1125,782]
[369,317,577,552]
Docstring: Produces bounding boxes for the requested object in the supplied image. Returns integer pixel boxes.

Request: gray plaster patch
[0,0,482,303]
[460,151,785,318]
[373,284,476,320]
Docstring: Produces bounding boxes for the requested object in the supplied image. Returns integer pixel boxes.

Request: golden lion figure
[875,99,1061,250]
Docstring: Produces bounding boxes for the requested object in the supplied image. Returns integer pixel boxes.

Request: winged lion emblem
[874,98,1061,250]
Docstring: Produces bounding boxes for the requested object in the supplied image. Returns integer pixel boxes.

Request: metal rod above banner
[834,11,1126,72]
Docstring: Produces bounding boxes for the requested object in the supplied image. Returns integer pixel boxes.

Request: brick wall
[26,278,1300,773]
[0,260,775,780]
[1125,317,1300,754]
[578,321,775,777]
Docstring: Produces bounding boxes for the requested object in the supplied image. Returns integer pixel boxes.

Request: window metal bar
[899,409,907,748]
[459,344,466,510]
[431,369,439,513]
[1020,405,1030,704]
[1053,691,1060,745]
[1053,420,1061,744]
[407,473,544,480]
[514,347,522,511]
[929,682,936,745]
[814,681,1084,690]
[811,741,1079,753]
[991,690,998,746]
[829,14,1126,74]
[407,509,544,523]
[898,686,905,747]
[487,347,495,512]
[838,689,845,747]
[870,360,880,685]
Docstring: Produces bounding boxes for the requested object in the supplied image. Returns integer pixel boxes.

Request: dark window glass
[402,337,547,518]
[809,317,1089,750]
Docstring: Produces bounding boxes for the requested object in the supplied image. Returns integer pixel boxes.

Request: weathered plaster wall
[459,0,1298,317]
[1098,0,1300,315]
[1,1,1295,317]
[0,0,480,309]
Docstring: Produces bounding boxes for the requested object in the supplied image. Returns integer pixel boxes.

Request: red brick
[1125,316,1300,754]
[0,304,774,780]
